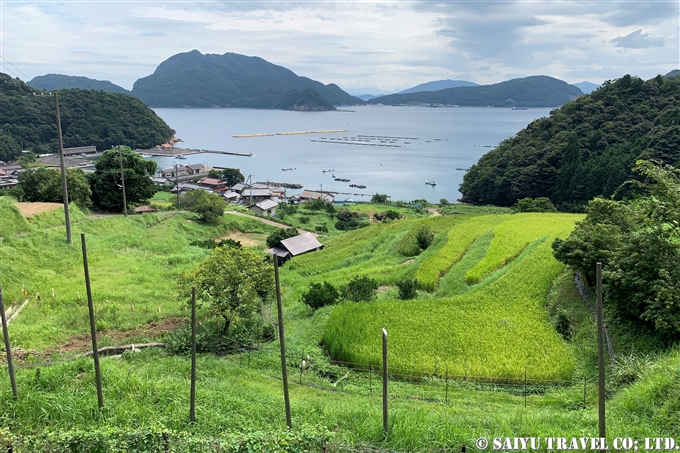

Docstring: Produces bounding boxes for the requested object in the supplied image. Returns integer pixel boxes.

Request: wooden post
[382,328,388,434]
[369,363,372,397]
[118,146,128,217]
[584,375,587,407]
[524,370,527,409]
[0,288,18,399]
[445,364,448,406]
[190,287,196,423]
[81,233,104,409]
[274,257,292,429]
[596,262,606,442]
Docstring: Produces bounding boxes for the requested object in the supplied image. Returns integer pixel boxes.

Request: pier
[234,129,346,138]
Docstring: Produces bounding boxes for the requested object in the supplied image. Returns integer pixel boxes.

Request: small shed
[134,205,155,214]
[249,199,278,216]
[267,232,323,263]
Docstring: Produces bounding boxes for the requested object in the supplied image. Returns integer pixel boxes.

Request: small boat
[282,167,294,171]
[140,154,153,158]
[175,155,187,160]
[512,106,528,110]
[425,180,437,186]
[322,168,334,172]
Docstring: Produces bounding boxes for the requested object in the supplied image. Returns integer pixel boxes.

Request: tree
[194,192,227,222]
[371,193,388,204]
[396,279,418,300]
[515,197,557,212]
[342,276,379,302]
[439,198,450,206]
[89,146,157,211]
[266,227,299,248]
[17,166,92,208]
[302,282,340,310]
[178,246,274,335]
[208,169,222,179]
[221,168,245,187]
[415,225,434,250]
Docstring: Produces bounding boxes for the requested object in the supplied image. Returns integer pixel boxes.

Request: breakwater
[234,129,346,138]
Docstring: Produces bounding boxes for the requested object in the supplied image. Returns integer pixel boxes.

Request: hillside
[28,73,130,94]
[131,50,363,108]
[278,88,335,111]
[0,73,175,161]
[399,79,478,94]
[459,74,680,207]
[367,75,582,107]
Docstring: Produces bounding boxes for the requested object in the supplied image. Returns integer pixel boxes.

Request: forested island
[0,73,175,162]
[460,74,680,209]
[131,50,362,109]
[28,74,130,94]
[368,75,582,107]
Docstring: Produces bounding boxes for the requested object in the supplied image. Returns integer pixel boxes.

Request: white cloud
[611,29,664,48]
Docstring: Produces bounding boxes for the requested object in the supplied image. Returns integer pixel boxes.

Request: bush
[302,282,341,310]
[440,198,450,206]
[342,276,379,302]
[306,197,329,210]
[314,224,329,233]
[515,197,558,213]
[262,323,276,342]
[299,216,310,224]
[266,227,299,248]
[335,209,369,230]
[553,310,572,341]
[385,209,401,220]
[415,225,434,250]
[396,279,418,300]
[371,193,388,204]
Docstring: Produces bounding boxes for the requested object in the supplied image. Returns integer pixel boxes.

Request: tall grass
[0,197,30,236]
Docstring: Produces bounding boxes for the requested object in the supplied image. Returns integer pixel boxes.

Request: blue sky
[1,1,678,93]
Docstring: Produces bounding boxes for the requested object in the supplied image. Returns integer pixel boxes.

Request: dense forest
[131,50,363,108]
[367,76,582,107]
[0,73,175,162]
[278,88,334,111]
[460,74,680,208]
[28,74,130,94]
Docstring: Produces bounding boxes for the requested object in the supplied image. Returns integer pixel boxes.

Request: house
[223,191,241,204]
[230,183,247,194]
[249,199,277,216]
[160,166,188,178]
[267,232,324,263]
[63,145,97,156]
[134,205,155,214]
[150,177,169,186]
[240,187,277,204]
[200,178,228,192]
[296,190,335,204]
[0,179,19,190]
[170,183,208,194]
[185,163,205,175]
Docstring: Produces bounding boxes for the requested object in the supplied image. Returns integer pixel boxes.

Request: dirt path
[224,211,319,237]
[15,202,63,217]
[428,208,441,217]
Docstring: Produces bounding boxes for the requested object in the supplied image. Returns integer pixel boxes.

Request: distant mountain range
[664,69,680,78]
[28,74,131,94]
[398,79,479,94]
[130,50,362,109]
[573,81,600,94]
[367,76,583,107]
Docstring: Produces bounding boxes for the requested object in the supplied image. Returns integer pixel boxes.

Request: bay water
[152,106,550,203]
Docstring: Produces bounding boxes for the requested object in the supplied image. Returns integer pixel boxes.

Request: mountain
[131,50,364,109]
[459,74,677,208]
[399,79,478,94]
[664,69,680,78]
[278,88,334,111]
[355,94,383,101]
[572,81,600,94]
[28,74,130,94]
[367,76,582,107]
[0,73,174,162]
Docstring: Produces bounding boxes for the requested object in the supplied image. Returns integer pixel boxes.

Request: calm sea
[152,106,550,203]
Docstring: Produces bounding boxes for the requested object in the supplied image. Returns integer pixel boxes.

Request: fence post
[0,288,18,400]
[596,262,606,443]
[81,233,104,409]
[382,328,388,435]
[524,370,527,409]
[369,363,372,397]
[190,287,196,423]
[274,257,293,429]
[583,375,587,407]
[445,364,448,406]
[300,351,304,385]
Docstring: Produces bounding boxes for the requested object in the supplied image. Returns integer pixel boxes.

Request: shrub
[314,224,329,233]
[396,279,418,300]
[262,323,276,342]
[342,276,379,302]
[515,197,558,213]
[440,198,450,206]
[415,225,434,250]
[306,197,329,210]
[302,282,341,310]
[299,216,310,224]
[371,193,388,204]
[554,310,572,341]
[266,227,299,248]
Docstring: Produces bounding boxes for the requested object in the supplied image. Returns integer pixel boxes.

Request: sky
[1,1,679,94]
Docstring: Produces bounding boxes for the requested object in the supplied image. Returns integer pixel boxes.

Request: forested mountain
[278,88,334,111]
[131,50,363,108]
[399,79,478,94]
[368,76,582,107]
[0,73,174,161]
[459,74,680,208]
[28,74,130,94]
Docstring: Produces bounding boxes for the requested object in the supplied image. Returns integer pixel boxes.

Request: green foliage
[266,227,299,248]
[302,281,340,310]
[460,74,680,207]
[18,167,92,208]
[396,279,418,300]
[553,161,680,338]
[371,193,388,204]
[385,210,400,220]
[0,73,174,160]
[278,88,335,111]
[341,276,378,302]
[299,216,310,224]
[414,225,434,250]
[208,169,221,178]
[194,192,227,222]
[178,247,274,335]
[89,146,157,211]
[221,168,245,187]
[335,209,368,231]
[190,238,242,249]
[305,197,329,211]
[0,197,31,236]
[514,197,557,212]
[314,224,328,233]
[439,198,450,206]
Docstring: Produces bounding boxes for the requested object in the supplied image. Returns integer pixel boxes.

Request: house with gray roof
[249,199,278,216]
[267,232,323,263]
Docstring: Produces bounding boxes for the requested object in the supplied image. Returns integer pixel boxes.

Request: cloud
[611,29,664,48]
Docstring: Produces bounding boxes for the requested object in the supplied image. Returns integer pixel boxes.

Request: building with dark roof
[267,232,323,262]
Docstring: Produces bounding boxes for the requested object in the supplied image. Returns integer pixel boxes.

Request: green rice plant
[0,197,31,236]
[416,215,510,291]
[464,213,584,285]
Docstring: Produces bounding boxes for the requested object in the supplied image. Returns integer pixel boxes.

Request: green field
[0,200,677,451]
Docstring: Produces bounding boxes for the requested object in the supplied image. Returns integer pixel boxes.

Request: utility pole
[596,262,606,445]
[247,174,253,206]
[118,146,128,216]
[175,164,180,210]
[54,92,72,245]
